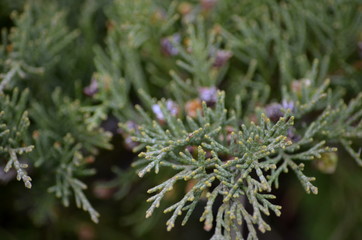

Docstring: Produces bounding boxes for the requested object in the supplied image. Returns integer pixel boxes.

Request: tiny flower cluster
[160,33,181,57]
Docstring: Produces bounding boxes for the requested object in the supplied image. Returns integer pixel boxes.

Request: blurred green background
[1,0,362,239]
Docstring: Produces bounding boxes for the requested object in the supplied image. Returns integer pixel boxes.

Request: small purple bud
[152,100,179,121]
[282,100,295,113]
[118,121,139,151]
[83,78,99,97]
[265,103,283,123]
[152,104,164,121]
[118,121,139,135]
[126,121,138,132]
[160,33,181,56]
[124,135,139,151]
[166,100,179,116]
[213,50,232,68]
[186,145,197,155]
[198,86,218,106]
[265,101,295,122]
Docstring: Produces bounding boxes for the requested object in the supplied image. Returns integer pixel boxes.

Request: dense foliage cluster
[1,0,362,239]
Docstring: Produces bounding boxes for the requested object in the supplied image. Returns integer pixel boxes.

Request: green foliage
[0,1,78,92]
[29,89,112,222]
[113,0,362,239]
[125,84,353,238]
[0,88,32,188]
[222,0,361,84]
[0,0,362,239]
[92,0,179,118]
[1,0,113,225]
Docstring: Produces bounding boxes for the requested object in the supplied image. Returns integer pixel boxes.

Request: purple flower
[213,50,232,68]
[152,100,179,121]
[198,86,218,106]
[83,77,99,97]
[160,33,181,56]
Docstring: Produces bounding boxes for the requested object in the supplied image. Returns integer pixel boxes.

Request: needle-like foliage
[1,0,362,239]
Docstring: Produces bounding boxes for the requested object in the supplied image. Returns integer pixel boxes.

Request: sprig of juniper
[30,89,112,222]
[122,88,344,239]
[0,88,33,188]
